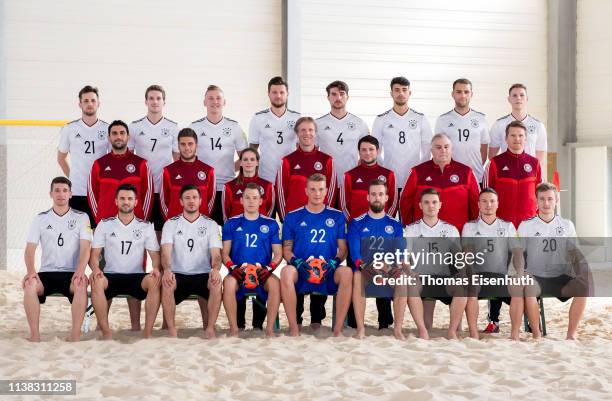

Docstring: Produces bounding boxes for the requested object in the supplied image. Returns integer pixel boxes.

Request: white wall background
[4,0,282,269]
[293,0,548,130]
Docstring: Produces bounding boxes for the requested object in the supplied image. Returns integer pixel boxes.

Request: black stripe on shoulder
[192,117,206,124]
[525,216,537,221]
[169,216,180,221]
[164,117,178,125]
[440,110,454,117]
[377,109,391,118]
[225,117,238,123]
[255,109,270,115]
[529,115,542,123]
[99,119,109,125]
[102,217,116,222]
[132,117,145,124]
[67,119,80,125]
[411,109,424,116]
[287,109,300,114]
[71,209,85,215]
[497,114,511,121]
[316,113,329,120]
[38,208,51,215]
[407,220,421,228]
[466,219,478,225]
[136,218,146,223]
[471,109,485,116]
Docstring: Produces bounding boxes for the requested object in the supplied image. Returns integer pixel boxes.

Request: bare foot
[418,328,430,340]
[205,328,216,339]
[102,331,113,340]
[310,323,321,331]
[265,329,277,338]
[532,334,542,340]
[469,331,480,340]
[447,331,458,340]
[229,327,239,337]
[565,335,576,340]
[393,329,406,341]
[130,325,141,332]
[167,328,178,338]
[26,335,41,342]
[142,330,153,339]
[288,326,300,337]
[510,334,520,341]
[333,330,344,338]
[68,334,81,342]
[354,328,365,339]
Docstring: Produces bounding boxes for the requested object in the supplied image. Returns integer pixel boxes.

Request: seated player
[89,184,162,339]
[461,188,525,340]
[280,173,352,337]
[518,183,589,340]
[221,182,282,337]
[22,177,92,342]
[160,185,223,339]
[348,179,428,340]
[405,188,466,339]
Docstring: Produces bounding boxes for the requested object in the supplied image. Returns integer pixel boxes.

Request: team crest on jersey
[97,131,106,140]
[198,226,207,237]
[385,225,394,234]
[67,219,77,230]
[528,124,536,134]
[409,120,418,129]
[347,121,355,130]
[556,226,565,236]
[523,163,533,173]
[198,171,206,181]
[497,228,506,237]
[260,225,270,234]
[377,175,387,183]
[470,119,480,128]
[161,128,170,137]
[325,218,335,227]
[133,229,143,240]
[449,174,460,183]
[439,229,448,238]
[222,127,232,137]
[259,186,265,195]
[287,120,296,129]
[126,164,136,173]
[314,162,323,171]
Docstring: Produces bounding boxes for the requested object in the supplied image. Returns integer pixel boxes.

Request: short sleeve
[221,219,234,241]
[535,122,548,152]
[26,216,41,244]
[270,221,281,245]
[160,219,174,245]
[208,221,223,249]
[92,222,106,248]
[127,123,137,150]
[282,215,296,241]
[171,125,179,153]
[434,116,443,135]
[144,223,160,251]
[58,126,71,153]
[79,214,93,241]
[507,223,521,250]
[234,125,248,152]
[336,214,346,240]
[480,118,490,144]
[248,116,260,144]
[489,120,505,148]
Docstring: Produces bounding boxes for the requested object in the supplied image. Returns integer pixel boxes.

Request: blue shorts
[295,267,338,296]
[236,284,268,302]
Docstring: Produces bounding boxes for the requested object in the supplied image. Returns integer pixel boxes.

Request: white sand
[1,270,611,401]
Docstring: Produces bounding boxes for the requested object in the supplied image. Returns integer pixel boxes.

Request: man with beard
[248,76,301,184]
[57,85,109,228]
[316,80,369,186]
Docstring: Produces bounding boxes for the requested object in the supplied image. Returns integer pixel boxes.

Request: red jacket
[399,159,479,231]
[160,158,216,219]
[276,147,336,219]
[483,150,542,228]
[88,151,153,224]
[222,175,274,222]
[341,162,397,221]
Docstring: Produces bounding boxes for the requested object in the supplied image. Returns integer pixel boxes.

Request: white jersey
[405,219,460,276]
[189,117,248,191]
[57,119,110,196]
[92,216,159,274]
[26,208,92,273]
[161,214,222,274]
[435,109,490,182]
[371,108,433,188]
[489,113,547,156]
[128,116,179,193]
[248,108,300,182]
[518,215,577,278]
[461,217,519,274]
[316,112,369,182]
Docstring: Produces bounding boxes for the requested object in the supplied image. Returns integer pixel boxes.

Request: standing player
[222,147,274,221]
[316,80,369,183]
[461,188,525,340]
[519,183,588,340]
[222,183,282,337]
[280,174,351,337]
[129,85,179,234]
[87,120,153,224]
[160,185,223,339]
[276,117,337,219]
[371,77,433,196]
[57,85,109,227]
[160,128,216,220]
[342,135,397,329]
[248,76,301,183]
[434,78,490,183]
[400,133,479,232]
[22,177,92,342]
[189,85,248,225]
[348,179,428,340]
[405,189,465,339]
[488,83,547,166]
[89,184,161,339]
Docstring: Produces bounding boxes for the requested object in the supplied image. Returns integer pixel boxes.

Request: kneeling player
[89,184,162,339]
[222,183,282,337]
[23,177,92,342]
[160,185,223,338]
[280,174,352,336]
[519,183,589,340]
[348,179,428,340]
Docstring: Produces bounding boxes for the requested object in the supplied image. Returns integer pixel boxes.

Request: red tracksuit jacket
[222,175,274,222]
[341,162,397,221]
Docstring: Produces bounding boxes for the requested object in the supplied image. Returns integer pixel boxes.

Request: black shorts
[420,275,453,305]
[104,273,147,300]
[174,273,210,304]
[534,275,573,302]
[211,191,224,226]
[69,195,96,228]
[150,193,165,231]
[38,271,74,304]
